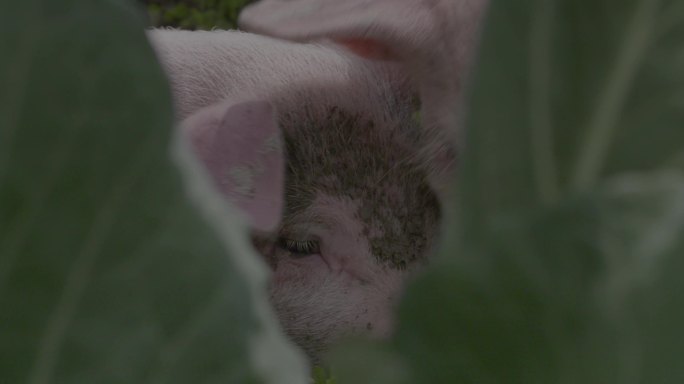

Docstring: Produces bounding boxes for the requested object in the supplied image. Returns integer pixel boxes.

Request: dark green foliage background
[139,0,253,29]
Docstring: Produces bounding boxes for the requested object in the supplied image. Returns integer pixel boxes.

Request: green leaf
[460,0,684,240]
[0,1,306,383]
[393,171,684,383]
[312,365,336,384]
[326,341,409,384]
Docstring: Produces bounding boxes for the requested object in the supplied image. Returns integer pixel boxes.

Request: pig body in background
[149,29,442,362]
[147,30,411,122]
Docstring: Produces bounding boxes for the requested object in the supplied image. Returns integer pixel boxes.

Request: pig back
[146,29,412,123]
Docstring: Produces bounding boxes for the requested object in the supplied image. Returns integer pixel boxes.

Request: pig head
[181,93,441,364]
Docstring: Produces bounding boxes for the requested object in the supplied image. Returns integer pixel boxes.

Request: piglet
[150,2,485,360]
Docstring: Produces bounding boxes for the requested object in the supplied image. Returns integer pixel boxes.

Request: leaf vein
[571,0,660,190]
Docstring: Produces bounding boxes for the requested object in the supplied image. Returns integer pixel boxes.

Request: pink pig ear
[238,0,486,67]
[181,100,284,232]
[238,0,434,60]
[239,0,488,198]
[240,0,422,60]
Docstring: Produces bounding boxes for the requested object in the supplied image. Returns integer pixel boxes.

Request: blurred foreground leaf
[461,0,684,238]
[397,172,684,383]
[0,1,305,383]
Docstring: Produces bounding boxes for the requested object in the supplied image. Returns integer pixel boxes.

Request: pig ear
[238,0,486,62]
[238,0,434,61]
[181,100,284,232]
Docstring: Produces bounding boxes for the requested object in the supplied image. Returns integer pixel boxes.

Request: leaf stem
[530,0,559,204]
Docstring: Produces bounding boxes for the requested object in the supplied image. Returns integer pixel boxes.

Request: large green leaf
[0,1,306,383]
[395,172,684,383]
[460,0,684,240]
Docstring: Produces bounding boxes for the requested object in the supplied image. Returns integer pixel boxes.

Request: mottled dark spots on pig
[358,204,373,222]
[366,322,373,330]
[280,107,440,269]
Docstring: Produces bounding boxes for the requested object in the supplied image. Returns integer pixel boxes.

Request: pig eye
[278,238,320,256]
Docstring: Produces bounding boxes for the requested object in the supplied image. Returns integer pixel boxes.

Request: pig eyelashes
[278,237,321,256]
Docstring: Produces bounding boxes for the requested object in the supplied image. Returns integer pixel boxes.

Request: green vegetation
[141,0,253,29]
[1,0,303,382]
[312,366,337,384]
[2,0,683,383]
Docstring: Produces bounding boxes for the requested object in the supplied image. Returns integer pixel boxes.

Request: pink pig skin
[147,29,412,123]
